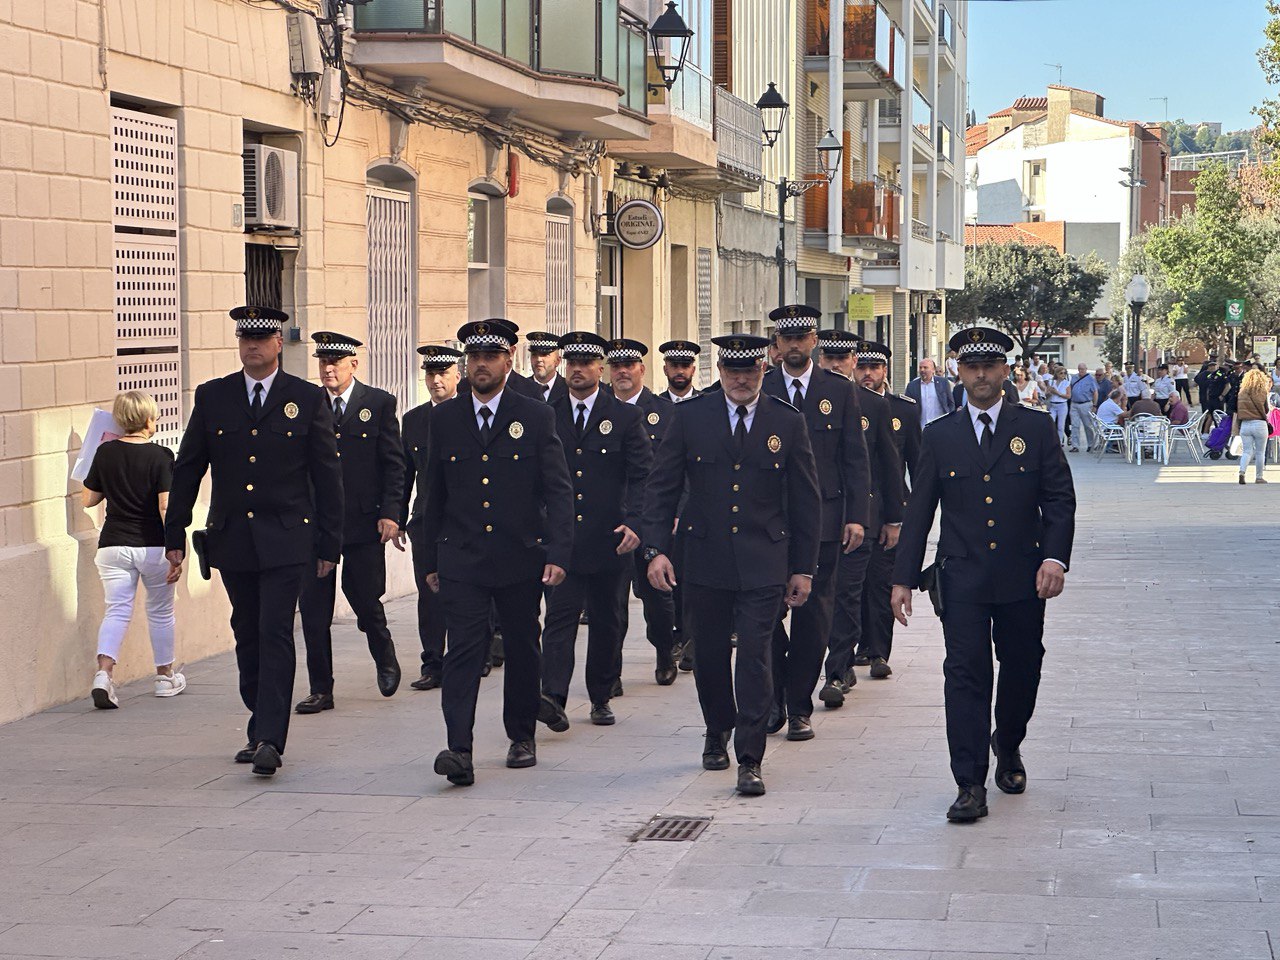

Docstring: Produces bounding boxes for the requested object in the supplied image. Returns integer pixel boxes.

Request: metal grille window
[366,188,416,412]
[244,244,283,309]
[545,211,573,337]
[111,106,182,448]
[696,246,713,387]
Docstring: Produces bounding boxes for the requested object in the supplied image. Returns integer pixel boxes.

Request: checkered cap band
[606,347,644,362]
[527,335,560,351]
[957,340,1005,358]
[238,316,282,332]
[718,345,768,362]
[315,339,359,355]
[662,348,697,361]
[563,342,606,358]
[774,316,817,333]
[856,349,889,364]
[465,333,514,351]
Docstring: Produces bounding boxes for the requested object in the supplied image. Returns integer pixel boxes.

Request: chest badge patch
[892,417,902,432]
[1010,436,1026,456]
[284,402,299,420]
[861,416,870,431]
[767,435,782,453]
[647,411,660,425]
[599,419,613,435]
[359,408,372,422]
[509,421,524,439]
[819,398,832,415]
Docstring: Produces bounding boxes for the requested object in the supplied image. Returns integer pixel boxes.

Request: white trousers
[93,546,176,665]
[1049,402,1068,444]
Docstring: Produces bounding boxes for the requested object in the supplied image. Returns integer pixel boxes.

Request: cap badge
[599,419,613,436]
[359,408,372,422]
[647,411,660,425]
[1010,436,1026,456]
[424,346,437,356]
[969,329,983,343]
[475,322,489,335]
[818,398,832,416]
[787,305,798,317]
[861,416,870,431]
[892,417,901,432]
[247,308,259,319]
[730,338,744,350]
[767,435,782,453]
[509,421,524,439]
[284,402,299,420]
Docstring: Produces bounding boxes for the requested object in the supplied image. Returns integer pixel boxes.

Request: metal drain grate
[635,816,712,842]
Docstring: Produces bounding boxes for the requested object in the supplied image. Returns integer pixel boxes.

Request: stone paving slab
[0,453,1278,958]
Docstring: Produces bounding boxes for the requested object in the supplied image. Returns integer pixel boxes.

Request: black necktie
[251,382,263,418]
[575,402,588,438]
[333,396,344,425]
[792,378,804,411]
[479,404,492,444]
[733,404,748,458]
[543,385,551,402]
[978,411,994,458]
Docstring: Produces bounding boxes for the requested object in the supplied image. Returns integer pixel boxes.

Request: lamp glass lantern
[1126,274,1151,306]
[816,129,842,182]
[756,82,789,148]
[648,2,693,91]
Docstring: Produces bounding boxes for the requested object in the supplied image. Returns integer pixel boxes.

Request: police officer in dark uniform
[296,332,406,712]
[526,331,568,403]
[761,305,871,742]
[459,320,544,400]
[854,341,921,679]
[643,335,821,796]
[657,340,702,669]
[822,338,904,708]
[607,339,681,687]
[401,344,463,691]
[418,320,575,786]
[892,327,1076,822]
[165,306,343,777]
[538,332,652,730]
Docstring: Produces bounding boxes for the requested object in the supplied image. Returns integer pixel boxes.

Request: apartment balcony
[936,234,963,289]
[672,86,764,193]
[802,178,901,252]
[911,86,934,155]
[608,63,717,172]
[936,120,953,166]
[352,0,650,140]
[804,0,905,101]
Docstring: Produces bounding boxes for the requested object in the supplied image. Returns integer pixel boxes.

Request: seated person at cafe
[1097,389,1126,425]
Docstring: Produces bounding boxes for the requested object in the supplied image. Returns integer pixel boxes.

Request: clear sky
[967,0,1272,132]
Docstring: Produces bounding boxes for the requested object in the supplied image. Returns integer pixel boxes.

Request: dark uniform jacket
[885,392,923,493]
[533,373,568,404]
[460,369,543,400]
[627,386,674,449]
[553,389,652,571]
[892,400,1076,605]
[858,386,906,532]
[658,387,701,404]
[763,366,872,541]
[330,380,405,547]
[165,370,344,572]
[398,398,445,532]
[416,385,574,587]
[642,393,821,591]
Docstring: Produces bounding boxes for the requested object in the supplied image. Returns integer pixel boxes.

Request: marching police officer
[539,332,652,731]
[892,327,1076,822]
[657,339,702,669]
[165,306,344,776]
[458,320,544,400]
[296,332,406,712]
[762,305,871,742]
[607,339,681,687]
[401,344,463,691]
[417,320,574,786]
[854,341,921,679]
[643,335,821,796]
[526,331,568,403]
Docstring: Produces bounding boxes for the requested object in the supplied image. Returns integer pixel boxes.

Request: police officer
[643,335,821,796]
[417,320,574,786]
[296,332,406,712]
[458,320,544,400]
[165,306,343,777]
[539,332,652,731]
[892,327,1076,822]
[822,337,904,708]
[526,331,568,403]
[607,339,681,687]
[854,341,921,679]
[817,329,856,379]
[401,344,463,691]
[762,306,871,742]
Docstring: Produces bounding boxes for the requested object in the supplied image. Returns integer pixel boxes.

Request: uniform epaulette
[896,393,917,404]
[767,394,799,412]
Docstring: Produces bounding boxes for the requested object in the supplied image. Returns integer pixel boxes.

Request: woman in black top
[82,391,184,708]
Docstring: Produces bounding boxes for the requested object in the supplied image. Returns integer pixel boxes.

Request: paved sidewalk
[1,450,1277,959]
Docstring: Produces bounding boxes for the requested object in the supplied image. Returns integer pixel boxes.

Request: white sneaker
[91,670,119,709]
[154,672,187,698]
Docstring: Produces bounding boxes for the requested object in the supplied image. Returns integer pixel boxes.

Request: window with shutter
[712,0,732,89]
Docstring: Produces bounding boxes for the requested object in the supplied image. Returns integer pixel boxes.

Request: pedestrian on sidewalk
[1044,366,1072,446]
[81,390,184,709]
[1234,367,1273,485]
[1012,368,1041,407]
[1066,364,1098,452]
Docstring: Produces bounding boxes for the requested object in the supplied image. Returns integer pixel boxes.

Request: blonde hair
[112,390,158,435]
[1240,368,1271,404]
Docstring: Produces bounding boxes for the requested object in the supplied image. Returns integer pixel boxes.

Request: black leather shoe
[250,742,282,777]
[992,731,1027,794]
[678,643,695,672]
[434,749,474,785]
[590,702,616,726]
[481,659,492,677]
[506,740,537,768]
[736,763,766,796]
[611,678,624,698]
[410,670,441,691]
[853,653,870,667]
[786,716,814,741]
[538,694,570,733]
[842,668,858,689]
[765,703,787,734]
[818,678,845,709]
[655,664,678,686]
[233,742,255,764]
[376,652,401,697]
[702,730,730,771]
[869,657,892,679]
[295,693,334,714]
[947,785,988,822]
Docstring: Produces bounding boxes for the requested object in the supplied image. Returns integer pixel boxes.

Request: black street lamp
[1126,273,1151,370]
[648,2,693,92]
[756,82,789,148]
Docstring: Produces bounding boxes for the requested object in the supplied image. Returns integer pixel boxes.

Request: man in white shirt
[1122,361,1145,407]
[905,358,956,426]
[1097,390,1125,425]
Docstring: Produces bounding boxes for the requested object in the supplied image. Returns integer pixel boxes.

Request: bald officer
[892,327,1076,823]
[165,306,343,777]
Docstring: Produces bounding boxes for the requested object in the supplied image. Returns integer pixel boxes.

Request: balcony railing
[912,86,933,144]
[666,63,714,131]
[354,0,648,113]
[936,121,952,162]
[803,177,901,245]
[714,86,763,182]
[911,217,932,240]
[938,6,954,48]
[806,0,905,89]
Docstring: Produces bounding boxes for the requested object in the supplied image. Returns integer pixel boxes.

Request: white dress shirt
[1123,372,1144,397]
[535,373,559,402]
[621,391,641,405]
[781,362,814,406]
[326,378,357,414]
[919,376,942,425]
[244,367,279,404]
[570,387,601,420]
[473,387,505,430]
[667,388,695,403]
[1153,375,1176,400]
[725,392,760,433]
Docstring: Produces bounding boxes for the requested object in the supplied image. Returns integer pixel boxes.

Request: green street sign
[1225,299,1245,327]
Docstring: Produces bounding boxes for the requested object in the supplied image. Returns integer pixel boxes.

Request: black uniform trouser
[617,551,677,669]
[770,540,838,718]
[687,583,783,767]
[411,538,447,674]
[1176,378,1192,404]
[859,539,897,662]
[941,596,1046,788]
[543,565,627,706]
[298,539,394,696]
[671,531,688,645]
[221,563,306,753]
[825,541,873,680]
[438,576,543,753]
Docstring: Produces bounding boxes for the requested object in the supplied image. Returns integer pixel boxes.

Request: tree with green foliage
[949,242,1108,356]
[1106,231,1178,362]
[1257,1,1280,157]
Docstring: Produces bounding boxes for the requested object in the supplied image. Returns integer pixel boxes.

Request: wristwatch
[641,546,662,564]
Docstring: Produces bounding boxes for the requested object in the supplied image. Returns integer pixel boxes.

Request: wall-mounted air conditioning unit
[243,144,300,230]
